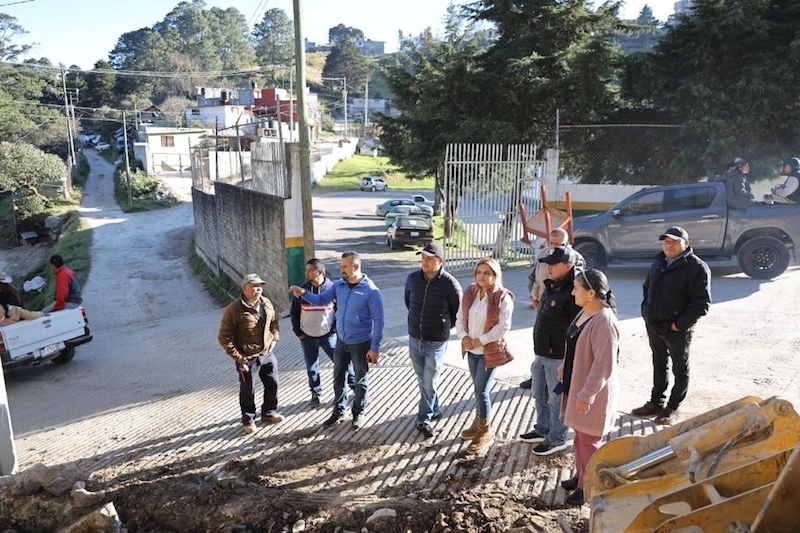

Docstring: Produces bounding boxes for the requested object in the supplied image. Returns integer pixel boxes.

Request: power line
[0,60,282,79]
[248,0,271,27]
[0,0,34,6]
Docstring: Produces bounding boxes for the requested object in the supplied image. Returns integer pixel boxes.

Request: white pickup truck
[0,307,93,371]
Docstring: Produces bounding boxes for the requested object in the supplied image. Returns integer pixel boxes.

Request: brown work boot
[466,418,494,455]
[631,401,664,417]
[460,413,479,440]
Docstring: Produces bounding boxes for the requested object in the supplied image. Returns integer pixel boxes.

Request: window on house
[161,135,175,147]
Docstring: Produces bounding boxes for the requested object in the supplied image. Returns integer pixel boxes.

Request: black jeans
[646,324,693,409]
[238,352,278,424]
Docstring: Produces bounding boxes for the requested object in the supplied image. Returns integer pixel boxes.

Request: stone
[71,486,107,508]
[292,519,306,532]
[61,502,122,533]
[44,216,63,230]
[10,463,46,496]
[38,464,83,497]
[365,508,397,524]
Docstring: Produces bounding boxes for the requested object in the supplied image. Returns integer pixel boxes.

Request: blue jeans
[531,355,567,446]
[467,352,497,419]
[300,332,355,395]
[408,337,445,424]
[333,339,370,415]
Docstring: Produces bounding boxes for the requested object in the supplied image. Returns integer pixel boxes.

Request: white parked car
[94,142,111,151]
[360,176,389,192]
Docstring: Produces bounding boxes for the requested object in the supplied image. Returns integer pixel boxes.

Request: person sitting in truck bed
[725,158,755,209]
[0,270,25,308]
[764,157,800,205]
[41,254,82,313]
[0,300,45,327]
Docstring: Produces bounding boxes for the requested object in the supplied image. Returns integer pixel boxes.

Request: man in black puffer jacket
[633,226,711,426]
[404,242,463,440]
[520,246,581,456]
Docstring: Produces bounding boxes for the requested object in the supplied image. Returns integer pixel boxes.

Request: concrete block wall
[213,183,289,310]
[192,188,219,274]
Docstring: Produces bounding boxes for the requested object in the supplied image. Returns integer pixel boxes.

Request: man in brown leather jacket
[218,274,282,434]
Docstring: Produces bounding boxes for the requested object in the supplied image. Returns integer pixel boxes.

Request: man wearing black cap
[404,242,462,439]
[633,227,711,425]
[519,246,580,455]
[218,273,283,434]
[765,157,800,204]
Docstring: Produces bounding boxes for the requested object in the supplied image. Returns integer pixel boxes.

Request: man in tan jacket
[218,274,282,434]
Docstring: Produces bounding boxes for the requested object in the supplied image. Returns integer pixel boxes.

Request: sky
[6,0,677,70]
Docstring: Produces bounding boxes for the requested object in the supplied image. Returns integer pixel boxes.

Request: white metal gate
[443,144,543,271]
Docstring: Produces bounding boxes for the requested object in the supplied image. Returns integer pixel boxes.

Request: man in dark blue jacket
[633,227,711,425]
[290,251,384,431]
[404,242,462,440]
[290,258,355,406]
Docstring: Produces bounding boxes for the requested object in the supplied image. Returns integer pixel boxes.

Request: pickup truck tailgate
[1,310,87,362]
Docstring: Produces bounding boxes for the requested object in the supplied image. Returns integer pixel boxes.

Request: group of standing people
[217,223,711,508]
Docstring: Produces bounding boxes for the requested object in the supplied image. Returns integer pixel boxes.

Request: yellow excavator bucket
[586,396,800,532]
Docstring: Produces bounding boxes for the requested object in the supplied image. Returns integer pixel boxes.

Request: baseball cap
[417,242,445,260]
[539,246,577,265]
[240,273,266,287]
[659,226,689,242]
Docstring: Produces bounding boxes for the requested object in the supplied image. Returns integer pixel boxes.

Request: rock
[71,486,107,508]
[61,502,122,533]
[10,463,46,496]
[292,519,306,532]
[365,508,397,524]
[38,464,83,496]
[45,216,63,230]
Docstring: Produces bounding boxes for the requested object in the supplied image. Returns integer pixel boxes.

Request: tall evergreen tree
[253,8,295,68]
[322,36,369,94]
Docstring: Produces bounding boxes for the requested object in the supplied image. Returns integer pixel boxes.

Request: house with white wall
[134,126,210,174]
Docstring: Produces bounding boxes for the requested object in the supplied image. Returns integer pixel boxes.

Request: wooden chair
[519,185,574,245]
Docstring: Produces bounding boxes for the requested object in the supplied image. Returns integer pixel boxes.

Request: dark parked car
[573,181,800,279]
[385,215,435,250]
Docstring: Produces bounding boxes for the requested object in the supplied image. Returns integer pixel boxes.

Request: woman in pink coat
[558,268,619,506]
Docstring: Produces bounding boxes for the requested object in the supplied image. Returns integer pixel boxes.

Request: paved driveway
[4,172,800,515]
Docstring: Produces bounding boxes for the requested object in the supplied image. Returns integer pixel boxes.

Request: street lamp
[321,76,348,141]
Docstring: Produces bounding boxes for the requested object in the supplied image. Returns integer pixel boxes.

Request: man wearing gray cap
[218,273,282,434]
[632,227,711,425]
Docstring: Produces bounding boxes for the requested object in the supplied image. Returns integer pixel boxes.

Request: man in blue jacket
[290,258,355,406]
[404,242,462,440]
[290,251,384,430]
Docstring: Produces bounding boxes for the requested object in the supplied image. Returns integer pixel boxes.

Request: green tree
[637,5,659,26]
[158,95,192,126]
[0,141,66,201]
[253,8,294,68]
[0,13,31,61]
[84,60,117,108]
[622,0,800,178]
[328,24,364,46]
[322,36,369,94]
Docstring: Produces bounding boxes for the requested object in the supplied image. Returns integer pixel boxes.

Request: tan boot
[460,413,479,440]
[466,418,494,455]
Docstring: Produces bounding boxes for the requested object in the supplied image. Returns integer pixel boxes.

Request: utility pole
[122,111,132,210]
[342,76,348,141]
[60,70,76,173]
[293,0,315,260]
[364,76,369,132]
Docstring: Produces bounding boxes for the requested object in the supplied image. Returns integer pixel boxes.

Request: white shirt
[456,290,513,355]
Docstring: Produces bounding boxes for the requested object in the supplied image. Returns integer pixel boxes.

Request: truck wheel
[737,236,790,279]
[52,346,75,364]
[371,186,376,192]
[574,242,608,271]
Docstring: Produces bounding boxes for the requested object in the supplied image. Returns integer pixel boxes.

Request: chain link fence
[558,124,684,185]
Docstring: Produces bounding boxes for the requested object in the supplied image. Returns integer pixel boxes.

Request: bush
[73,152,90,188]
[114,167,162,211]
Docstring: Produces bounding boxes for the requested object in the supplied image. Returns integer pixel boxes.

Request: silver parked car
[360,176,389,191]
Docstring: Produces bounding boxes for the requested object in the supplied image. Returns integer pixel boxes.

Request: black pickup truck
[572,181,800,279]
